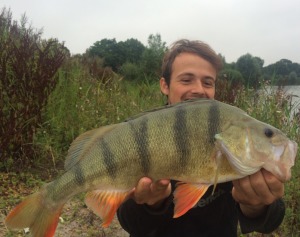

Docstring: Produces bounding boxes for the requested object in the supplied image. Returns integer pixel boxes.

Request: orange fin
[5,190,64,237]
[85,189,131,227]
[173,183,210,218]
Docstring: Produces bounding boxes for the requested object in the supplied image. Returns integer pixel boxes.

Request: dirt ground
[1,197,129,237]
[0,172,129,237]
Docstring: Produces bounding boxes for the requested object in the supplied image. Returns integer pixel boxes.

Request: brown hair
[161,39,223,86]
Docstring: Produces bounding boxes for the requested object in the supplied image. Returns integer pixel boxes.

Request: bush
[0,8,68,171]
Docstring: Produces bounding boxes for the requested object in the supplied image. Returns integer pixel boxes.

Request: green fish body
[5,99,297,237]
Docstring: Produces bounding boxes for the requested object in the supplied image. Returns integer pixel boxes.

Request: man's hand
[232,169,284,218]
[130,177,171,209]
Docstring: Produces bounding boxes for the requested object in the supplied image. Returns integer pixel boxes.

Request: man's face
[160,52,217,104]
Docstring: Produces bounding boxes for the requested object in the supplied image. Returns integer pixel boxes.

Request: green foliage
[235,53,263,89]
[140,33,167,78]
[87,38,145,72]
[0,8,68,171]
[34,61,164,167]
[87,38,123,71]
[119,38,145,64]
[119,62,141,81]
[219,68,244,84]
[263,59,300,85]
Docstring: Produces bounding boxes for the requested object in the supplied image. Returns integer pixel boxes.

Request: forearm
[238,198,285,234]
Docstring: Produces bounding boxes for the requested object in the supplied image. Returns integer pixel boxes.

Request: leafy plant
[0,8,68,171]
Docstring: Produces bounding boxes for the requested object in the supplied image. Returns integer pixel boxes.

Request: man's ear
[160,77,169,96]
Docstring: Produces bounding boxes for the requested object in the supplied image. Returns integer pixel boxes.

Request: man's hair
[161,39,223,86]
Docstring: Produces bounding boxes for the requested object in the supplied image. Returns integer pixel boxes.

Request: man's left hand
[232,169,284,218]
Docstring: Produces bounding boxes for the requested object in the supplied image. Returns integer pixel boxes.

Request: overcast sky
[2,0,300,66]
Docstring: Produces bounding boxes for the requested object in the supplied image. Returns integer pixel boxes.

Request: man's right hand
[131,177,171,209]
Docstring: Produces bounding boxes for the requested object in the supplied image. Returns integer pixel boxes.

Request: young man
[117,39,285,236]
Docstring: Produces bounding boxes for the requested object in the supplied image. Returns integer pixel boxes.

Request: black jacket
[117,181,285,237]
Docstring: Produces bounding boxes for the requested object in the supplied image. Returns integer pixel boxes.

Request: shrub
[0,8,68,171]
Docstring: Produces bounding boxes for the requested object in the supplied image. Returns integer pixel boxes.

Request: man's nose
[190,81,205,95]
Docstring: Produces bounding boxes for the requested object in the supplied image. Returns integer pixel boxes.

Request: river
[264,85,300,118]
[279,85,300,115]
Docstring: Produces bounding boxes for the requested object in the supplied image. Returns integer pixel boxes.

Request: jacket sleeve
[238,198,285,234]
[117,194,174,237]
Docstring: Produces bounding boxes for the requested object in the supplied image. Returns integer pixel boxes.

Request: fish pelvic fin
[173,183,210,218]
[212,149,223,195]
[65,124,120,170]
[5,190,64,237]
[85,189,131,227]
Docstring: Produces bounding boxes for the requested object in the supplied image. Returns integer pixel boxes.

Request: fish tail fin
[5,190,64,237]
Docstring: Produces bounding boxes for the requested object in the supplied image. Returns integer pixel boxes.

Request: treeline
[84,33,167,81]
[86,38,300,87]
[220,54,300,88]
[83,33,300,88]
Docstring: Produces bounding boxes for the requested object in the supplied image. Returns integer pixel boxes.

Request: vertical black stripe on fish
[129,118,150,174]
[207,101,220,144]
[73,165,85,186]
[173,106,190,167]
[100,139,117,179]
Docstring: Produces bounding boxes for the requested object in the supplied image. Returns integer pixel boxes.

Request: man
[117,39,285,236]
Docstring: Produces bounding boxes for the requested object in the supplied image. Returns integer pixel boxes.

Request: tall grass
[33,67,164,169]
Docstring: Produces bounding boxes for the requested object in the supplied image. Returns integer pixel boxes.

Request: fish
[5,99,297,237]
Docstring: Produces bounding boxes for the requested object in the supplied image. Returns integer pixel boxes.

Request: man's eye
[203,79,215,87]
[181,79,191,83]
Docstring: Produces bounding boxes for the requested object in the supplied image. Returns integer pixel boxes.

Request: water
[280,85,300,115]
[265,85,300,118]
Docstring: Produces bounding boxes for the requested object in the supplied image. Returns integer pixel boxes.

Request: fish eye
[264,128,274,138]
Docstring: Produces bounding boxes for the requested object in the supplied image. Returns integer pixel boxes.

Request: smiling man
[117,39,285,237]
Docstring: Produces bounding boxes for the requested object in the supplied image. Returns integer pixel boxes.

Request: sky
[1,0,300,66]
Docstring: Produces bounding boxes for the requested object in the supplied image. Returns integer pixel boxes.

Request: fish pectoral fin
[212,149,223,195]
[173,183,210,218]
[85,189,131,227]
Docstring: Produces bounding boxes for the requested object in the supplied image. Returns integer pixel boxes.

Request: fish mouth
[288,140,298,166]
[268,140,297,182]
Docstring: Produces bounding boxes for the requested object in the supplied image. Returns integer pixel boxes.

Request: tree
[220,69,244,84]
[119,38,145,64]
[87,38,124,71]
[287,71,298,85]
[87,38,146,72]
[140,33,167,78]
[236,53,263,88]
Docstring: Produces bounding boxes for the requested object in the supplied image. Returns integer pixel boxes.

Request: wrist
[239,203,268,218]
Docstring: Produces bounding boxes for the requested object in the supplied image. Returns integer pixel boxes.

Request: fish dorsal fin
[65,124,120,170]
[125,104,172,121]
[85,189,131,227]
[125,99,213,121]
